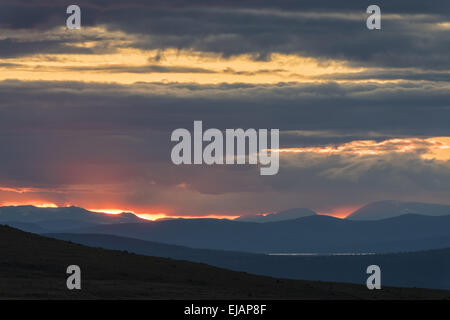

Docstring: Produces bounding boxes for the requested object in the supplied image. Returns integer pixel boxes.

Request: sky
[0,0,449,220]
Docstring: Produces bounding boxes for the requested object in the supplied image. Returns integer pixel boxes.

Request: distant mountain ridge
[237,200,450,223]
[3,203,450,254]
[348,200,450,220]
[0,205,143,231]
[56,213,450,254]
[236,208,316,222]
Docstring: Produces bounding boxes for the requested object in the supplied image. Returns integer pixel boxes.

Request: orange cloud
[277,137,450,160]
[0,26,364,85]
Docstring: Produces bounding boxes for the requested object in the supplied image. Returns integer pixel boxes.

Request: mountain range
[0,205,142,231]
[2,202,450,293]
[3,203,450,254]
[56,214,450,253]
[347,200,450,220]
[238,200,450,222]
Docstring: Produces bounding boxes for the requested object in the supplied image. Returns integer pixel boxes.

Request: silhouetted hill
[47,232,450,290]
[64,214,450,253]
[236,208,316,222]
[348,201,450,220]
[1,225,449,299]
[2,221,49,234]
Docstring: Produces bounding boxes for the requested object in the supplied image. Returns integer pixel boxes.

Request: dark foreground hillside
[1,226,449,299]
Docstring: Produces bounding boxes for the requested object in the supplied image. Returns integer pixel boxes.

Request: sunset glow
[87,208,239,221]
[0,202,58,208]
[87,208,168,221]
[88,208,136,215]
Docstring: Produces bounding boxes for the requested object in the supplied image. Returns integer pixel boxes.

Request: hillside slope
[1,225,449,299]
[48,233,450,290]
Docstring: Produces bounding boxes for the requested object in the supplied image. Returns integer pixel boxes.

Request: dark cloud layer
[0,79,448,214]
[0,80,448,136]
[0,1,449,70]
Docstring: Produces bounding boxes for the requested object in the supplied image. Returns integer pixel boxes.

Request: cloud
[0,79,448,214]
[316,70,450,82]
[0,1,449,215]
[1,80,449,136]
[278,137,450,157]
[0,1,449,70]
